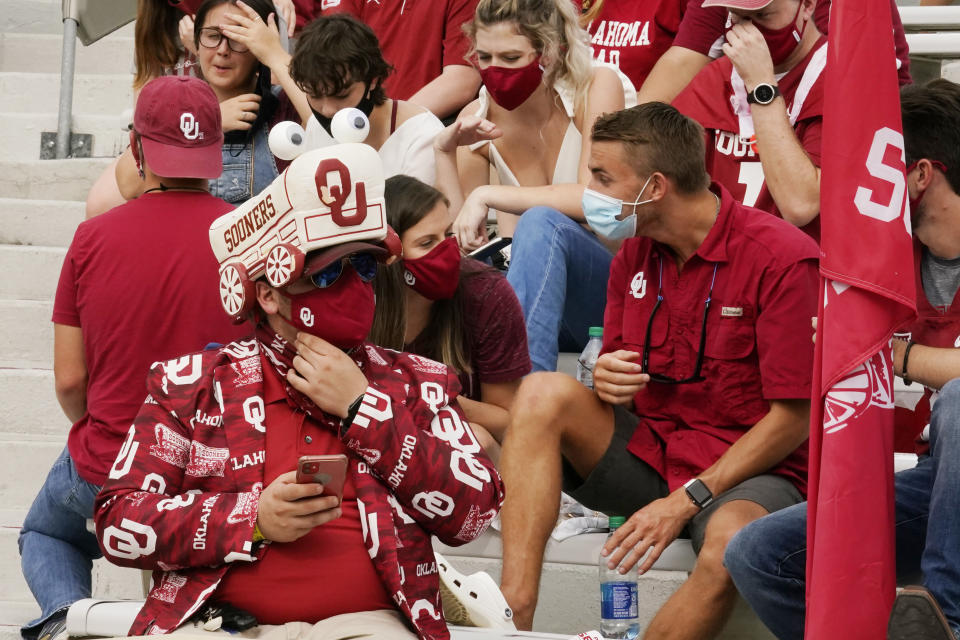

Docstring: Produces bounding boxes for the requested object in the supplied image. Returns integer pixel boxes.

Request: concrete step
[1,0,61,36]
[2,112,128,161]
[0,436,64,513]
[0,198,84,247]
[0,246,65,301]
[0,72,132,115]
[0,369,67,441]
[0,158,110,201]
[0,33,134,75]
[0,299,52,369]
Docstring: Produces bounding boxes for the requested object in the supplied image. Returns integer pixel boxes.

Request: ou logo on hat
[299,307,315,327]
[180,112,201,140]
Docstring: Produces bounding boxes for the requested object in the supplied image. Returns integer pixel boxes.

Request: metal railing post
[55,15,79,159]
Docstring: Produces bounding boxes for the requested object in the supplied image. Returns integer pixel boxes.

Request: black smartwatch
[747,83,781,106]
[683,478,714,510]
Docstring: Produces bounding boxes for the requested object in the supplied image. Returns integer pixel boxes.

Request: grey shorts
[562,405,803,553]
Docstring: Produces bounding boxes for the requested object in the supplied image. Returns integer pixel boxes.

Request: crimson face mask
[751,2,807,65]
[403,237,462,300]
[479,57,544,111]
[286,268,375,349]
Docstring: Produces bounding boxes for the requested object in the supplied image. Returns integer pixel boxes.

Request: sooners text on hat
[209,143,387,321]
[134,76,223,179]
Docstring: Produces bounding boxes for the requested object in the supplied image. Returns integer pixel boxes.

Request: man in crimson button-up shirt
[497,102,817,639]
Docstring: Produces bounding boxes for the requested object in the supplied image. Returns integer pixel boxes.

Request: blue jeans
[19,447,102,638]
[506,207,613,372]
[724,378,960,640]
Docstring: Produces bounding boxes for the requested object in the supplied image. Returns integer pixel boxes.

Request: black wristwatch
[747,83,781,106]
[683,478,714,510]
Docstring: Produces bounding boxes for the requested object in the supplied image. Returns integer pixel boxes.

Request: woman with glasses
[369,175,531,461]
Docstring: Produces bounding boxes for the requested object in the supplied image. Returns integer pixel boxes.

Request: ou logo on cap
[630,271,647,299]
[299,307,315,327]
[180,112,201,140]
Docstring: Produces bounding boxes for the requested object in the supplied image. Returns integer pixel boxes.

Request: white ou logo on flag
[299,307,315,327]
[630,272,647,299]
[180,112,200,140]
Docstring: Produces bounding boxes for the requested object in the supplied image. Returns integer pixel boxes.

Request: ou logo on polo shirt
[630,271,647,299]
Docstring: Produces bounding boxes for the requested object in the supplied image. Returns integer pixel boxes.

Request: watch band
[901,341,915,386]
[683,478,714,510]
[747,83,781,106]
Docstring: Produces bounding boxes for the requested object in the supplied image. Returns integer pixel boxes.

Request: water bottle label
[600,582,638,619]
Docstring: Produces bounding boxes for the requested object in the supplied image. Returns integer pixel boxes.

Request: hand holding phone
[256,469,342,543]
[467,236,511,261]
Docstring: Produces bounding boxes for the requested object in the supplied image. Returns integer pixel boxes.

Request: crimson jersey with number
[585,0,698,89]
[672,38,826,242]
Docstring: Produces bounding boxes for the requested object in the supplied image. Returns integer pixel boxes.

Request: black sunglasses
[641,257,718,385]
[310,253,378,289]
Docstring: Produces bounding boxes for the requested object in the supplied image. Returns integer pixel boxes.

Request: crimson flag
[804,0,917,638]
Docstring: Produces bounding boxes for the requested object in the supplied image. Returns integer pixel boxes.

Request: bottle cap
[608,515,625,529]
[588,326,603,338]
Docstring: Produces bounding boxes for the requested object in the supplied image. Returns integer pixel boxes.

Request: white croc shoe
[435,551,516,630]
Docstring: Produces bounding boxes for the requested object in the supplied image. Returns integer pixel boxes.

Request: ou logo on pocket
[180,112,200,140]
[630,271,647,299]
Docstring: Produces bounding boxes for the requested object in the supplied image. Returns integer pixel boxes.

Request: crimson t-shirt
[672,0,911,85]
[53,191,248,485]
[585,0,699,89]
[405,260,530,400]
[672,37,825,241]
[602,184,818,495]
[321,0,478,101]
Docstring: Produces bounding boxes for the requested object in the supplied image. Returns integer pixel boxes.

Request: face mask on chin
[311,83,378,137]
[283,268,375,350]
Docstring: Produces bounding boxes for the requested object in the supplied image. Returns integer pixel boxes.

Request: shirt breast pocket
[704,309,765,423]
[621,295,670,361]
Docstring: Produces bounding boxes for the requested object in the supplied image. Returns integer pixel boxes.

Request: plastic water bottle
[599,516,639,639]
[577,326,604,389]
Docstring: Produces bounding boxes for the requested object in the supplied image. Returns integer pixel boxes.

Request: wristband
[252,523,265,543]
[901,341,915,386]
[341,393,365,430]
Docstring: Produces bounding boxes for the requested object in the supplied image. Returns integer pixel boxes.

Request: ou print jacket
[93,337,505,638]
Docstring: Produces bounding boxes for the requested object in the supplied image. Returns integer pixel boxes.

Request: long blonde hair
[465,0,594,110]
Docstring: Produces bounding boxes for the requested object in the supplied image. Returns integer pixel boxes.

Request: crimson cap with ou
[133,76,224,179]
[700,0,773,8]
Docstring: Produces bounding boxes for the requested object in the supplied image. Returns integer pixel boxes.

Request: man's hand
[601,490,699,575]
[435,116,502,154]
[287,333,369,418]
[453,186,492,252]
[256,470,341,543]
[593,351,649,406]
[220,93,261,132]
[722,21,777,90]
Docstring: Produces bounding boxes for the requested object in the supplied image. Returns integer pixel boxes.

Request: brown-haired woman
[370,175,531,460]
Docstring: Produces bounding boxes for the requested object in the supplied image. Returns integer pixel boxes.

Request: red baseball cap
[133,76,223,179]
[701,0,773,9]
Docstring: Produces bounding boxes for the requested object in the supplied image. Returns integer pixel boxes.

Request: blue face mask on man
[581,175,654,240]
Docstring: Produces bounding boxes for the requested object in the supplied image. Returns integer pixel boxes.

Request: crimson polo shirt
[52,192,248,486]
[321,0,478,101]
[215,356,394,623]
[602,184,818,495]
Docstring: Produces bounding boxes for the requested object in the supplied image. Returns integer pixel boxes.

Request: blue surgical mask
[581,176,653,240]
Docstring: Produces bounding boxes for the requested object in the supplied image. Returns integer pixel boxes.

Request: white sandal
[435,551,516,630]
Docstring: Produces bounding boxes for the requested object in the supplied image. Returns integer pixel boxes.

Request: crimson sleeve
[755,258,818,400]
[672,2,727,55]
[341,367,505,546]
[601,243,631,355]
[52,231,82,327]
[94,365,261,570]
[442,0,479,67]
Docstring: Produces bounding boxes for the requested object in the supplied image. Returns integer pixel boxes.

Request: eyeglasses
[310,253,378,288]
[198,28,249,53]
[641,257,718,385]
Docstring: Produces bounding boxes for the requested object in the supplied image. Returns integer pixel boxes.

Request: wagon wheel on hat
[219,263,255,322]
[264,243,305,288]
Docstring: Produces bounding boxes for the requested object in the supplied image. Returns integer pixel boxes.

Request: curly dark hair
[289,14,392,104]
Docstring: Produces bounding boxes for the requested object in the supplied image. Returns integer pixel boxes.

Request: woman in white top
[288,14,444,187]
[435,0,633,372]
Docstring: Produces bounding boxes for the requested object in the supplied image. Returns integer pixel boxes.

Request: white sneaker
[435,551,515,630]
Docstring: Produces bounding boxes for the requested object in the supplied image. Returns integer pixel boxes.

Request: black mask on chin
[311,84,377,137]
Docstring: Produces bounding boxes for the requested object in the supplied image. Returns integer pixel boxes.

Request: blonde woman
[436,0,633,372]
